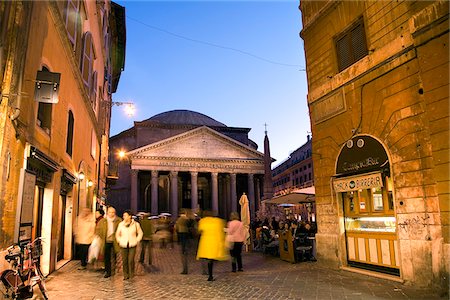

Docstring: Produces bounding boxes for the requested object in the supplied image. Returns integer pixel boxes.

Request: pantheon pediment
[127,126,264,161]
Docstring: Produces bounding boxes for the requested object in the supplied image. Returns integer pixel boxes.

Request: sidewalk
[39,244,444,300]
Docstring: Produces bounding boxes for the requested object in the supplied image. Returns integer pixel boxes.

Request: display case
[344,216,396,233]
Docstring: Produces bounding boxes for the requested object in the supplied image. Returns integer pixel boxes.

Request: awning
[264,186,315,204]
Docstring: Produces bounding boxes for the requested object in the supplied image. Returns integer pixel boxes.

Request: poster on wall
[14,169,36,243]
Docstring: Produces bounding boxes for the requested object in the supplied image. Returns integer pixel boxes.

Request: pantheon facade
[107,110,266,219]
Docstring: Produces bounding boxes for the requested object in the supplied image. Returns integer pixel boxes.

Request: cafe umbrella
[239,193,251,247]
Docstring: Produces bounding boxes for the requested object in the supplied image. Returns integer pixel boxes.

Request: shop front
[334,135,399,276]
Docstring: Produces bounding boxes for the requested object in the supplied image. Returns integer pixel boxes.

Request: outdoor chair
[294,234,313,262]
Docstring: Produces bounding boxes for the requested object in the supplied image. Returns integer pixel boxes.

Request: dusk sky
[111,0,310,164]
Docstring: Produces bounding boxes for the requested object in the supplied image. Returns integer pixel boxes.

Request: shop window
[66,110,74,156]
[335,17,368,72]
[343,175,395,216]
[372,187,383,211]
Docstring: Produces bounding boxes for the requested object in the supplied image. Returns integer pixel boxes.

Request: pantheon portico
[107,110,266,219]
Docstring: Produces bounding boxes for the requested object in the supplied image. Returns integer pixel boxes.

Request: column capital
[170,171,178,177]
[131,169,138,175]
[151,170,159,177]
[211,172,218,178]
[190,171,198,177]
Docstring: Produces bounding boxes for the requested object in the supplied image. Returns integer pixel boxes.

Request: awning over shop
[264,186,315,204]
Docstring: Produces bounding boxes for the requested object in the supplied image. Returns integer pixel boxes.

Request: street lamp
[77,171,85,216]
[103,100,136,117]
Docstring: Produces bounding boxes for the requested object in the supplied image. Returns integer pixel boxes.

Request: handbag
[88,235,102,263]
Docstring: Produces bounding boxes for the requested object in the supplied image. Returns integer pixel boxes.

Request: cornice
[132,155,264,165]
[129,126,264,159]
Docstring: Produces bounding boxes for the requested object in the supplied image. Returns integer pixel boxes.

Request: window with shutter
[81,32,93,88]
[90,71,98,109]
[335,17,368,72]
[66,111,74,156]
[64,0,80,47]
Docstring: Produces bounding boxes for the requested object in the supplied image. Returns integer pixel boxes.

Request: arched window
[66,110,74,156]
[37,67,53,134]
[81,32,94,88]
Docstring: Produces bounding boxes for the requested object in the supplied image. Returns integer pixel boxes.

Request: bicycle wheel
[37,280,49,300]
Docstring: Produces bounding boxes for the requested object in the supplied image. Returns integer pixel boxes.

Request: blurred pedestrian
[196,211,228,281]
[97,206,122,278]
[175,209,196,274]
[139,212,153,265]
[155,215,171,248]
[74,208,95,270]
[116,210,143,280]
[226,212,246,272]
[95,208,105,224]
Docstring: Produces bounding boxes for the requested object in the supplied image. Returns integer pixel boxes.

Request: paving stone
[32,244,445,300]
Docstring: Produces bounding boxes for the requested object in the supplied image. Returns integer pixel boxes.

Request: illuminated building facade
[300,0,448,290]
[0,1,125,275]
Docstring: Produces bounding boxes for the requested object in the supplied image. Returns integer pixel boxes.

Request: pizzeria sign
[333,172,383,192]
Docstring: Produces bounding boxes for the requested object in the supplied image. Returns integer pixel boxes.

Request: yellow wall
[301,0,449,288]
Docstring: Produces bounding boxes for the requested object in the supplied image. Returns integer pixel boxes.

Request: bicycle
[0,237,49,299]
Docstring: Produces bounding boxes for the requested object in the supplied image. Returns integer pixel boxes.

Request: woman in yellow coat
[196,211,228,281]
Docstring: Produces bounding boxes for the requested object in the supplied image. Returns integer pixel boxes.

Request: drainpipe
[10,1,33,132]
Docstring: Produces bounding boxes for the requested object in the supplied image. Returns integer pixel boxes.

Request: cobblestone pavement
[37,244,443,300]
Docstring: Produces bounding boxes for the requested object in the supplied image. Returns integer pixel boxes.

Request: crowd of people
[251,217,317,260]
[74,206,249,281]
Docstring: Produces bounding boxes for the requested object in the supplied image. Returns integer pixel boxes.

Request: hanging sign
[34,70,61,104]
[333,172,383,192]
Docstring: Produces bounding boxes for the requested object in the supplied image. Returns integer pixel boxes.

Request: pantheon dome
[146,110,227,127]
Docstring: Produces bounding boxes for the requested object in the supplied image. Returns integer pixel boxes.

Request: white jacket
[115,220,143,248]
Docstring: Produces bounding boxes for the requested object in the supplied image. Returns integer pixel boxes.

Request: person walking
[74,208,95,270]
[97,206,122,278]
[196,211,228,281]
[175,209,196,274]
[226,212,246,272]
[116,210,143,280]
[139,213,153,265]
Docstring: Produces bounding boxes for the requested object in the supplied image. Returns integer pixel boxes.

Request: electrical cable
[126,15,306,70]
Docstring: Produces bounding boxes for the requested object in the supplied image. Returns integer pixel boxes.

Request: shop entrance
[334,136,400,276]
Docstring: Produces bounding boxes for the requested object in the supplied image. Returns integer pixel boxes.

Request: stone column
[255,176,261,213]
[230,173,237,213]
[130,169,138,213]
[151,170,159,215]
[211,172,219,215]
[190,171,198,211]
[248,173,255,219]
[170,171,178,218]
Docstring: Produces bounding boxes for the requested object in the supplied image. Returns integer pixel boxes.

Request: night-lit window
[81,32,94,89]
[63,0,80,47]
[37,67,52,134]
[335,17,368,72]
[66,110,74,156]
